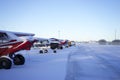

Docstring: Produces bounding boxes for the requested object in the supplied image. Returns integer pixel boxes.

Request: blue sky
[0,0,120,41]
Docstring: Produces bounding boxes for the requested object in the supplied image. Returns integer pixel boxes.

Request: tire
[60,46,63,49]
[53,50,56,53]
[0,57,12,69]
[44,49,48,53]
[39,50,43,53]
[13,54,25,65]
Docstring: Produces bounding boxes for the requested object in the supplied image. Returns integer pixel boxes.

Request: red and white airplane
[0,30,36,69]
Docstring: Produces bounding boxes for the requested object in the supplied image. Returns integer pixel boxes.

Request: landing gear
[39,50,43,53]
[50,43,59,53]
[53,50,56,53]
[0,54,25,69]
[60,46,63,49]
[44,49,48,53]
[13,54,25,65]
[39,49,48,54]
[9,54,25,65]
[0,57,12,69]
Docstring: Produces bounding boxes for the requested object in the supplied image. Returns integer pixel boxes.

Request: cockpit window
[0,33,9,43]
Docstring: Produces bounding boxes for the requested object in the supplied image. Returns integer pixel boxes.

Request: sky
[0,0,120,41]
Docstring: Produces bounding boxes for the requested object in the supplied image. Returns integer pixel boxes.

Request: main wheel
[39,50,43,53]
[53,50,56,53]
[60,46,63,49]
[0,57,12,69]
[13,54,25,65]
[44,49,48,53]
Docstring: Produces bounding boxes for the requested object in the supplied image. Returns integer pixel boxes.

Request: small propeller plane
[0,30,36,69]
[33,37,49,53]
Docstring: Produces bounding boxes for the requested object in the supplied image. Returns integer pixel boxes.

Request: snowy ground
[0,43,120,80]
[0,46,77,80]
[66,43,120,80]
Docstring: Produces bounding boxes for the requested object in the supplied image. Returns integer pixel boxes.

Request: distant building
[98,39,107,45]
[111,39,120,45]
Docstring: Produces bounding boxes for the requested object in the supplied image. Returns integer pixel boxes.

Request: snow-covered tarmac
[0,43,120,80]
[66,44,120,80]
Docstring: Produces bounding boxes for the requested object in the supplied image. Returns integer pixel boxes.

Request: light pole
[58,30,60,39]
[115,29,117,40]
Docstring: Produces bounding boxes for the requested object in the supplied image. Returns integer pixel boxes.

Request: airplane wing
[0,30,35,37]
[13,32,35,37]
[0,30,35,42]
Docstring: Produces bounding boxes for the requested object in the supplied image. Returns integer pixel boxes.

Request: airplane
[49,38,76,52]
[33,37,49,53]
[49,38,64,53]
[33,37,63,53]
[33,37,75,53]
[0,30,36,69]
[60,40,75,47]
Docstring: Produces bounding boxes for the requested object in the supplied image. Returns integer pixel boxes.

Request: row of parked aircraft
[33,37,75,53]
[0,30,75,69]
